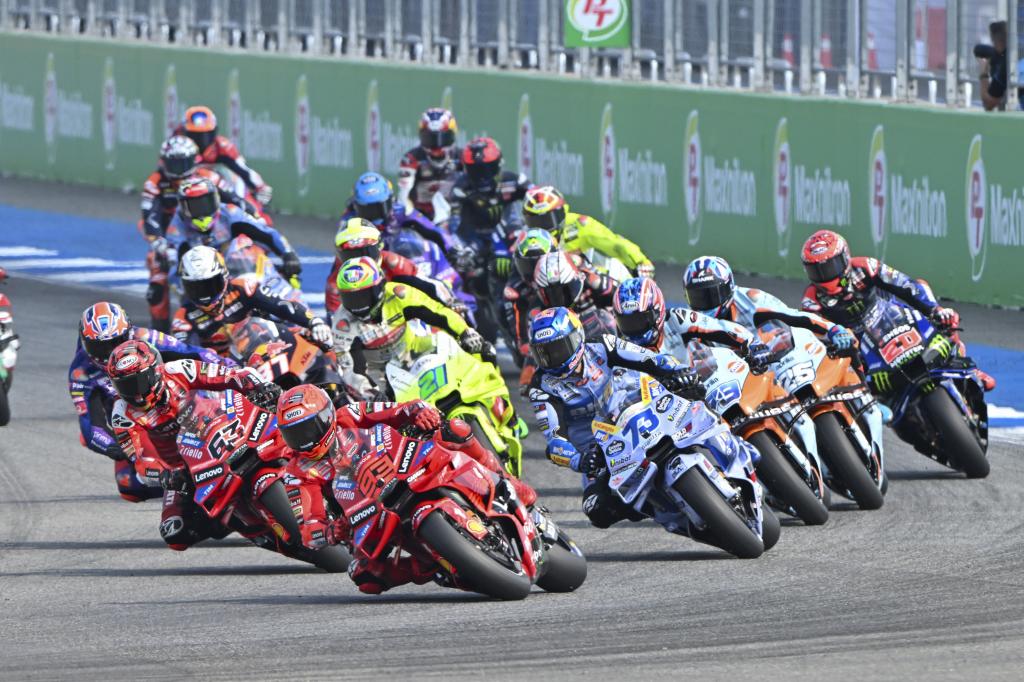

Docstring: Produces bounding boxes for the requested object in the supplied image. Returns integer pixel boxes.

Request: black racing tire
[535,531,588,593]
[921,389,990,479]
[814,412,885,510]
[0,381,9,426]
[308,544,352,573]
[419,511,532,600]
[749,431,829,526]
[673,468,764,559]
[761,506,781,551]
[257,479,303,546]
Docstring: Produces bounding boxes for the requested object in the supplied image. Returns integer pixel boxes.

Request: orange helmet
[80,301,133,365]
[276,385,337,459]
[183,105,218,149]
[801,230,850,295]
[107,340,164,410]
[523,186,567,232]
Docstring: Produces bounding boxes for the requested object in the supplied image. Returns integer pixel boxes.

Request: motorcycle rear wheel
[419,511,532,600]
[814,412,884,510]
[921,389,990,478]
[535,530,587,593]
[673,468,764,559]
[0,381,9,426]
[749,431,828,526]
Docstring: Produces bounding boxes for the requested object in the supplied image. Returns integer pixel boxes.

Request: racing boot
[441,419,537,507]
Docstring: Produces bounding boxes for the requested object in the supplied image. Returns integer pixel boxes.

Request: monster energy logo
[870,371,892,393]
[928,334,952,359]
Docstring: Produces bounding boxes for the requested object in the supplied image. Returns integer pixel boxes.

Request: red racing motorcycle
[336,424,587,600]
[0,268,17,426]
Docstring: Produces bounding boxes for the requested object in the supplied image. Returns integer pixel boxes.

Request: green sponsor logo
[564,0,630,48]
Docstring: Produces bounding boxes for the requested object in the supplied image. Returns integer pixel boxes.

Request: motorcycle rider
[172,246,331,354]
[532,250,619,335]
[528,307,703,529]
[330,257,493,398]
[682,255,857,354]
[177,105,273,205]
[70,301,229,502]
[107,339,279,549]
[522,185,654,278]
[503,228,555,367]
[397,108,462,221]
[799,229,995,391]
[275,384,536,594]
[324,218,467,317]
[611,277,771,370]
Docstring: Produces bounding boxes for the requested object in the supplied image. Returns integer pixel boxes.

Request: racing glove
[310,317,333,347]
[447,244,476,273]
[636,262,655,279]
[255,184,274,205]
[159,467,191,493]
[397,400,442,433]
[744,341,771,374]
[280,251,302,278]
[932,306,960,329]
[459,328,485,355]
[578,442,605,476]
[247,382,283,410]
[827,325,856,351]
[661,368,704,399]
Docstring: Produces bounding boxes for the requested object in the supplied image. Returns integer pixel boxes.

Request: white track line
[5,257,144,269]
[0,246,59,257]
[48,269,151,282]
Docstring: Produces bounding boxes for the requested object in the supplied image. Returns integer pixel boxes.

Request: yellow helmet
[334,217,383,263]
[522,185,567,232]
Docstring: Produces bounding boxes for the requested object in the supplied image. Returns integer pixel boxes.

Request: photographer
[974,20,1015,111]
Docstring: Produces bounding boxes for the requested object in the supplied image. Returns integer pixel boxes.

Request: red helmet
[801,230,850,295]
[462,137,502,189]
[80,301,133,365]
[419,108,458,158]
[183,105,218,150]
[107,340,165,410]
[276,385,337,459]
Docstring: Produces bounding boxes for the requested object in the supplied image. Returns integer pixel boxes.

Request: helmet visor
[539,279,583,308]
[515,254,540,281]
[340,282,384,318]
[466,160,500,187]
[355,198,393,226]
[803,252,849,284]
[83,332,130,366]
[337,243,381,264]
[420,128,455,152]
[686,281,732,312]
[183,271,227,308]
[164,154,196,179]
[280,403,336,455]
[616,308,658,340]
[188,130,216,151]
[524,207,564,232]
[533,328,584,371]
[112,368,161,408]
[183,191,219,221]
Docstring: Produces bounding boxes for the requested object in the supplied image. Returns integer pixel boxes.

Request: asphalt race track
[2,179,1023,680]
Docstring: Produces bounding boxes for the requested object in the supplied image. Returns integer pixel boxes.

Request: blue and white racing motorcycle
[592,369,779,559]
[858,296,989,478]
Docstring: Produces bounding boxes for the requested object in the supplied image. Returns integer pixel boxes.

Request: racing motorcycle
[858,297,988,478]
[199,162,272,224]
[229,317,345,405]
[224,235,302,302]
[0,268,17,426]
[760,321,887,509]
[592,369,779,559]
[333,422,585,600]
[386,323,523,476]
[386,227,476,319]
[169,389,350,571]
[688,340,828,525]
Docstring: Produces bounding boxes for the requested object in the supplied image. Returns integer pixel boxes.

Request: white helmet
[534,251,584,308]
[180,245,228,310]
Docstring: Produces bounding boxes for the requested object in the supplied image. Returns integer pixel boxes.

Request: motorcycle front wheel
[673,468,764,559]
[921,389,990,478]
[419,511,532,600]
[535,529,587,593]
[0,380,9,426]
[814,412,885,510]
[749,431,829,526]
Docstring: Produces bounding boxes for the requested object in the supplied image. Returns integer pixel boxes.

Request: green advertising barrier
[1,32,1022,306]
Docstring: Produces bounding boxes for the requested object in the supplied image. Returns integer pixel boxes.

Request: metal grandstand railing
[2,0,1020,109]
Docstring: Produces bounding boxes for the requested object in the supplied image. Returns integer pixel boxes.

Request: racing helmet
[107,340,165,410]
[277,385,337,460]
[80,301,133,366]
[613,277,666,348]
[183,105,218,150]
[336,256,386,320]
[352,172,395,227]
[180,245,230,312]
[529,307,586,375]
[419,108,458,159]
[462,137,502,190]
[801,229,851,296]
[178,176,221,232]
[534,251,584,309]
[522,186,567,233]
[683,256,735,316]
[160,135,200,179]
[334,217,383,264]
[513,228,558,281]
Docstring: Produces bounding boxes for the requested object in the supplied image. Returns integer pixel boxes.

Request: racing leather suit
[331,282,471,397]
[654,307,758,358]
[397,145,461,220]
[529,335,695,528]
[502,273,543,368]
[111,360,269,549]
[716,286,834,338]
[140,166,256,240]
[172,274,325,354]
[324,250,458,316]
[68,328,226,502]
[170,130,269,194]
[552,212,652,272]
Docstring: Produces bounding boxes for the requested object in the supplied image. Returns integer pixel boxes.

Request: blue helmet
[353,172,394,226]
[613,277,666,348]
[683,256,734,316]
[529,307,586,375]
